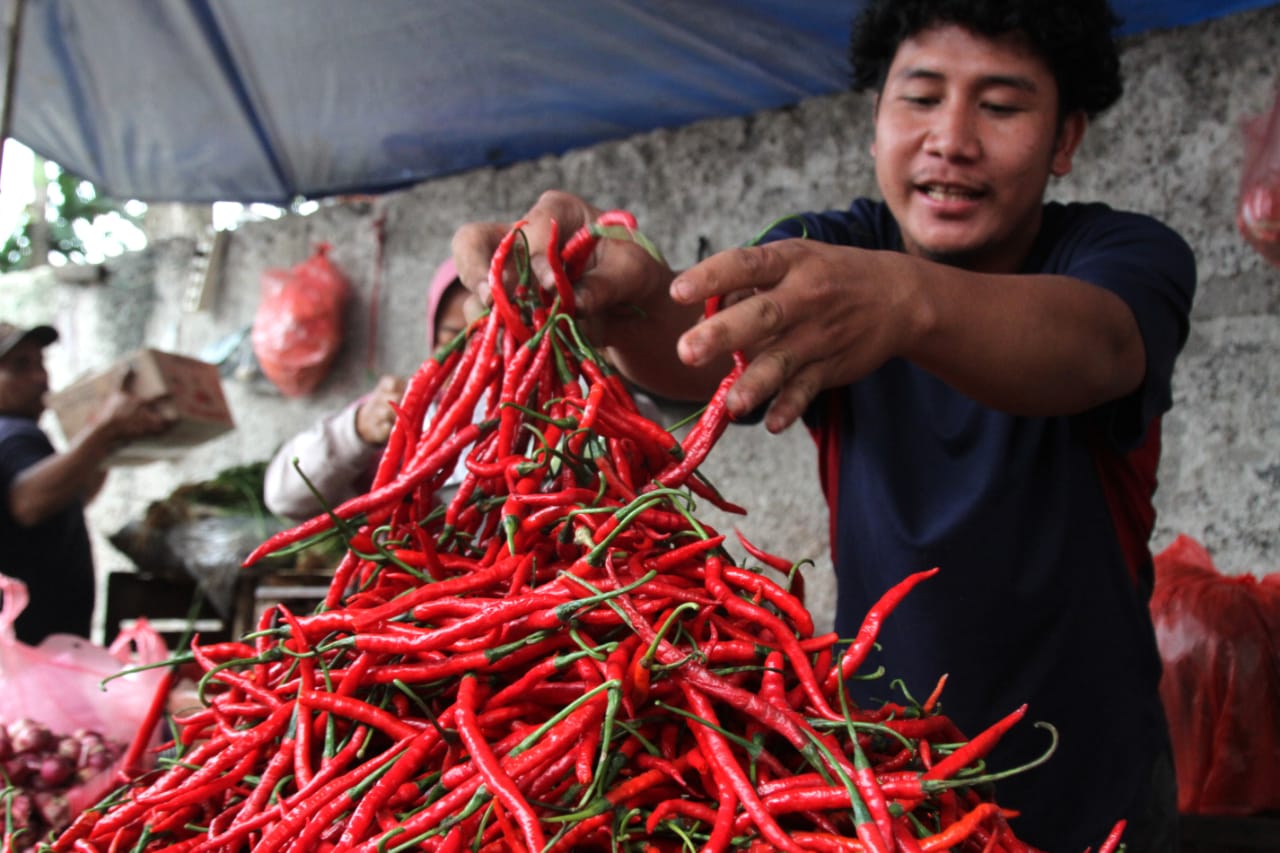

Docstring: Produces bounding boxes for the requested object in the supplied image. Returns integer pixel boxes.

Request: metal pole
[0,0,29,182]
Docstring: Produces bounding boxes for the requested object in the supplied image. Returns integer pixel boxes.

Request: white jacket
[263,399,381,521]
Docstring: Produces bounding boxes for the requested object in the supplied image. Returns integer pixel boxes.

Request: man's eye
[983,103,1023,115]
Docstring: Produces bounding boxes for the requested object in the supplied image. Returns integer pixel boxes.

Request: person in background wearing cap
[0,322,175,644]
[263,259,470,521]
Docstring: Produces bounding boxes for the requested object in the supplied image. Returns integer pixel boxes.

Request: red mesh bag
[1151,534,1280,815]
[1237,81,1280,268]
[252,242,351,397]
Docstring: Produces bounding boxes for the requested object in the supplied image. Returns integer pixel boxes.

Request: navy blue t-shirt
[0,417,96,643]
[763,200,1196,851]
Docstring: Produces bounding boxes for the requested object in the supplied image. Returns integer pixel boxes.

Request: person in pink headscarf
[263,259,468,521]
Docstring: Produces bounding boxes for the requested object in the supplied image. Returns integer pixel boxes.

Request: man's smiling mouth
[919,183,983,202]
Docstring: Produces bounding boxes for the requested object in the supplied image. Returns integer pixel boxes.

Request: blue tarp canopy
[2,0,1275,204]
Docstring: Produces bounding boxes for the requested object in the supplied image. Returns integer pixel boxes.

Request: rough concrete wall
[1061,11,1280,577]
[6,5,1276,640]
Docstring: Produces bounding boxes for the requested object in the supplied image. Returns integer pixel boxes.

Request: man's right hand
[451,190,718,402]
[452,191,606,316]
[96,369,176,443]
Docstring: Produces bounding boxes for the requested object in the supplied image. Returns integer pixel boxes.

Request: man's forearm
[904,262,1146,416]
[7,423,116,526]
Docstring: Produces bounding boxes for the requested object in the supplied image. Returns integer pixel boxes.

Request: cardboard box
[47,348,235,465]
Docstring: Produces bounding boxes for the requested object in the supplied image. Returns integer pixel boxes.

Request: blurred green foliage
[1,158,141,271]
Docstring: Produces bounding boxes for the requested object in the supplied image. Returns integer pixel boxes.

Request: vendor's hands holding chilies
[669,239,922,433]
[456,189,1150,437]
[452,190,714,410]
[453,190,920,434]
[452,191,676,333]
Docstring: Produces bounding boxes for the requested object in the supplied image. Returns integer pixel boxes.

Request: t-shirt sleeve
[0,423,55,516]
[0,427,52,482]
[1057,209,1197,450]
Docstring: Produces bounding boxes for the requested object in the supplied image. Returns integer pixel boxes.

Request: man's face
[871,25,1086,273]
[0,339,50,420]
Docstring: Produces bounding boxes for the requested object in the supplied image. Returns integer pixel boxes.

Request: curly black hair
[848,0,1124,119]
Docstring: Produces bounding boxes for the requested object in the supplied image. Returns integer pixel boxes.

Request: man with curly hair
[454,1,1191,848]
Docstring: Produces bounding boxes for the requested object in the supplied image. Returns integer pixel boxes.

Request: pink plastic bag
[1237,81,1280,268]
[0,575,170,826]
[1150,535,1280,816]
[0,576,168,746]
[251,242,352,397]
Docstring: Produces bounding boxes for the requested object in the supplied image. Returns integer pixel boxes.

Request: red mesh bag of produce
[251,242,351,397]
[1237,80,1280,268]
[1151,534,1280,815]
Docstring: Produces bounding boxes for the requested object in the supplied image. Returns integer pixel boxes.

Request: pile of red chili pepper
[44,213,1127,853]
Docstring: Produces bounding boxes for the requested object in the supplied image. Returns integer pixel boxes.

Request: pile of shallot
[0,717,123,848]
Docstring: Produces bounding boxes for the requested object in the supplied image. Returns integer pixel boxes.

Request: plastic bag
[0,575,170,828]
[251,242,351,397]
[1150,535,1280,815]
[1237,81,1280,268]
[0,575,168,746]
[164,514,288,616]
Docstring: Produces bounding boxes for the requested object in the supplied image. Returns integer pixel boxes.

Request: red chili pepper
[561,209,641,281]
[849,733,896,853]
[255,734,414,853]
[297,691,419,741]
[718,561,814,638]
[923,704,1028,782]
[544,218,576,313]
[826,567,941,690]
[679,682,807,852]
[455,675,547,851]
[244,420,486,568]
[117,664,177,781]
[640,534,727,574]
[370,348,459,490]
[777,831,864,852]
[921,672,949,714]
[644,797,719,835]
[428,310,494,429]
[337,727,439,846]
[917,802,1008,851]
[436,827,465,853]
[544,812,612,853]
[704,765,739,853]
[1096,819,1127,853]
[487,219,533,344]
[702,554,839,720]
[654,359,744,489]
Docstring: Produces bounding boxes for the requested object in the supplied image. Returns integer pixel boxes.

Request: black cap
[0,322,59,360]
